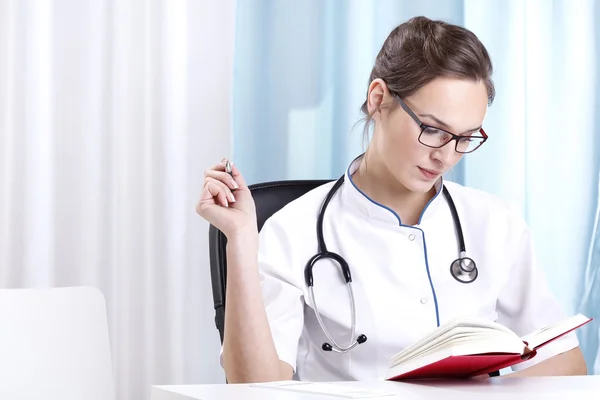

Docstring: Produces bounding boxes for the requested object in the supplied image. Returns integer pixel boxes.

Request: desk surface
[152,375,600,400]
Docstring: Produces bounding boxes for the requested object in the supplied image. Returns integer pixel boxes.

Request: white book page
[391,329,522,367]
[390,318,521,365]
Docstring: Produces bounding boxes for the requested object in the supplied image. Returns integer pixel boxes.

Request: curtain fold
[0,0,235,398]
[581,177,600,373]
[578,0,600,374]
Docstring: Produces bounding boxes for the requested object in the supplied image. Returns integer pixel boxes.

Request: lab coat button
[420,298,427,304]
[408,234,416,241]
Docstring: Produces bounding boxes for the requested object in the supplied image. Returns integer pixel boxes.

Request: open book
[386,313,592,380]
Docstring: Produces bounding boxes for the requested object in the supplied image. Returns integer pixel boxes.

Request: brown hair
[360,16,495,141]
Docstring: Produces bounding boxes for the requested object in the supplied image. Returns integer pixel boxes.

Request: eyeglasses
[392,94,488,154]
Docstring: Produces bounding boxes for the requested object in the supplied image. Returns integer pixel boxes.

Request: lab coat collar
[342,154,443,226]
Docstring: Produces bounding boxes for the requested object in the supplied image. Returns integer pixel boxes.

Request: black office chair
[208,179,332,344]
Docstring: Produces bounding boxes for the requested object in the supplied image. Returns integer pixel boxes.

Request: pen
[225,160,233,178]
[224,159,239,191]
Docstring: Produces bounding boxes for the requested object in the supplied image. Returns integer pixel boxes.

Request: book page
[385,340,526,380]
[522,313,592,349]
[391,329,524,367]
[390,317,522,366]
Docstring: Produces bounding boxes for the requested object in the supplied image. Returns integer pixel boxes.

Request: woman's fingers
[205,177,235,206]
[198,157,249,214]
[197,159,259,237]
[203,182,228,209]
[218,158,249,190]
[199,179,229,209]
[204,169,239,191]
[227,162,248,189]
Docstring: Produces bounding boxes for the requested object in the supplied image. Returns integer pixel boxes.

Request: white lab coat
[249,156,578,380]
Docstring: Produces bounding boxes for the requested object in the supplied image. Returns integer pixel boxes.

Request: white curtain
[0,0,234,399]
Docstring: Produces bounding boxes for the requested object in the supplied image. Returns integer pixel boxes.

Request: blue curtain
[232,0,600,373]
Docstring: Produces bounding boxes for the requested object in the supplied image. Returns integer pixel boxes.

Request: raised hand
[196,159,257,238]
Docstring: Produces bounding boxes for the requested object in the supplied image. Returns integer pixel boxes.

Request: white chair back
[0,286,115,400]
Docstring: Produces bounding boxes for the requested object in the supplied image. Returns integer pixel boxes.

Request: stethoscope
[304,175,478,354]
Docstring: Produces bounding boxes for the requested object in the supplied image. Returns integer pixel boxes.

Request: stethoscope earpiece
[322,334,368,352]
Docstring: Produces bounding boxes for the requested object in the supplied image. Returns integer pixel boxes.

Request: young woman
[197,16,586,383]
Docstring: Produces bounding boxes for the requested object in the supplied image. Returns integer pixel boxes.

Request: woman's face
[368,76,489,194]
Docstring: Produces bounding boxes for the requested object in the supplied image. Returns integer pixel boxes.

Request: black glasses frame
[392,94,488,154]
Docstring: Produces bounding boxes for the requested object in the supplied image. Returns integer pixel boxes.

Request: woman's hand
[196,159,257,238]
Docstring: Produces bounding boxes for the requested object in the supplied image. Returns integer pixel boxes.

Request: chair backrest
[208,179,332,343]
[0,286,115,400]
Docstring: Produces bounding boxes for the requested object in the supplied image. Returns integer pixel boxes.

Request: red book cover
[386,316,592,381]
[387,352,535,380]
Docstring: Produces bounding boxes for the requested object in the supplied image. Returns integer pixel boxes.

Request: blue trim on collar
[347,169,402,225]
[345,155,443,226]
[417,182,443,225]
[420,228,441,327]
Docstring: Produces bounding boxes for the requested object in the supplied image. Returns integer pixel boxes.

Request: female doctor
[197,16,586,383]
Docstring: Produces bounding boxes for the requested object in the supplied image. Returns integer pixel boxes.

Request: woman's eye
[423,127,444,135]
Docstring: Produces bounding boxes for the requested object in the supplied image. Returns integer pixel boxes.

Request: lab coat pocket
[483,310,499,323]
[302,281,378,380]
[302,301,354,379]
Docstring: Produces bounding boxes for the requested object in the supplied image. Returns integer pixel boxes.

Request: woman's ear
[367,79,388,119]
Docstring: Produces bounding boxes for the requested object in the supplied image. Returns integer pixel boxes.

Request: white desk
[152,375,600,400]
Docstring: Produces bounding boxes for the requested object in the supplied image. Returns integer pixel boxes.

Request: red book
[385,313,592,380]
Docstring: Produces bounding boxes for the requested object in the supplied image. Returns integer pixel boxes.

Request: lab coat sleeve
[496,221,580,371]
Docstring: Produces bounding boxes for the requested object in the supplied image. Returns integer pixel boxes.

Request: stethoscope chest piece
[450,253,478,283]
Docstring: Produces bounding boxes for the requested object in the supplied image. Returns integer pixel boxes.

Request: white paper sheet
[250,381,396,398]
